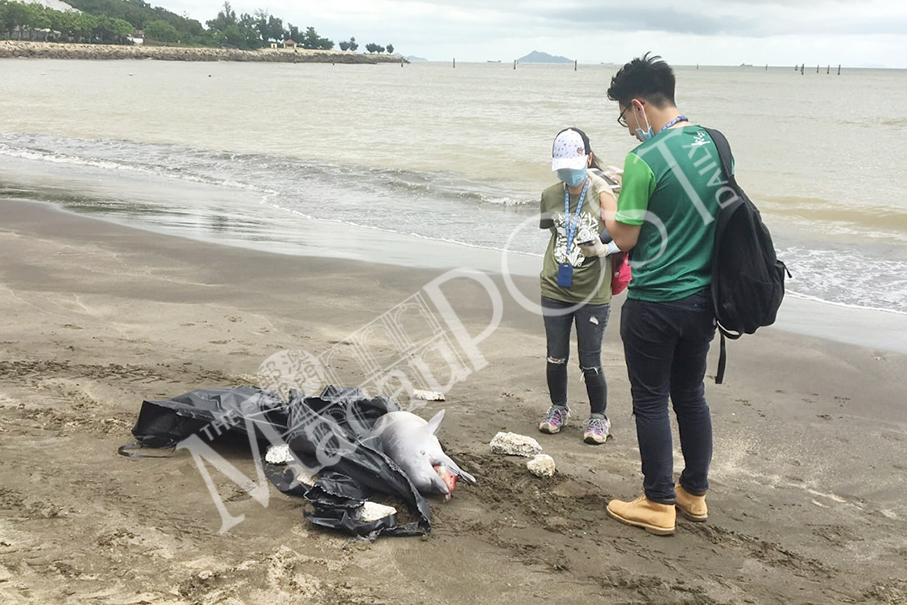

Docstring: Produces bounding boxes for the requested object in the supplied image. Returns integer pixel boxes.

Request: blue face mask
[634,105,655,142]
[635,126,655,142]
[557,168,587,187]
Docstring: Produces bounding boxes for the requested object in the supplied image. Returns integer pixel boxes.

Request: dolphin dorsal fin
[425,409,445,435]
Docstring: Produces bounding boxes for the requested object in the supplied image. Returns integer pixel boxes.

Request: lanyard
[658,115,688,135]
[563,178,589,256]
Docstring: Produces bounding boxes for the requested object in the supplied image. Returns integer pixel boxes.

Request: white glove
[580,239,620,258]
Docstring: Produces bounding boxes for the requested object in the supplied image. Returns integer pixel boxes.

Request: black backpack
[703,128,791,384]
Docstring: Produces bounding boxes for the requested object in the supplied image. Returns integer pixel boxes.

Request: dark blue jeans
[542,296,611,416]
[620,290,715,503]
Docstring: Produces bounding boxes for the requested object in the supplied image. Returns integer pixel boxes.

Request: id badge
[557,262,573,288]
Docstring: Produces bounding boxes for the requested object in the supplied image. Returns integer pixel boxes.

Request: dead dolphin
[368,410,476,500]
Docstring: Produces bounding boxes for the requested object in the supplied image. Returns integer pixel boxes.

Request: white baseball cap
[551,128,590,171]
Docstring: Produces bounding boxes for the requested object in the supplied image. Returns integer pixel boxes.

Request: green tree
[386,43,393,54]
[254,9,281,44]
[205,1,235,32]
[103,16,134,43]
[348,36,357,51]
[5,1,30,39]
[70,12,94,42]
[301,25,332,50]
[144,18,179,43]
[284,23,300,43]
[24,3,51,40]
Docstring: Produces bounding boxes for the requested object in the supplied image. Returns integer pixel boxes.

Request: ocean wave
[780,246,907,314]
[3,132,907,316]
[0,133,533,212]
[0,138,274,195]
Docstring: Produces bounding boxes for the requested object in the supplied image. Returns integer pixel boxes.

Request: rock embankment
[0,41,407,64]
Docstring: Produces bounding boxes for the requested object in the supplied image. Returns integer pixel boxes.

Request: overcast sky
[161,0,907,68]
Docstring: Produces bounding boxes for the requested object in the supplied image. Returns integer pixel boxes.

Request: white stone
[265,444,294,465]
[294,467,317,488]
[490,432,543,457]
[356,501,397,523]
[527,454,556,478]
[411,389,445,401]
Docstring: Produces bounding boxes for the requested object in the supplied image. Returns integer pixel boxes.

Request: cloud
[158,1,907,67]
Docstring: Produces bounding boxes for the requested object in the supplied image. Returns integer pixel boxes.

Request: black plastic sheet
[120,385,431,537]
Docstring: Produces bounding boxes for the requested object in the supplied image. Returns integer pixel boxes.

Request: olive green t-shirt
[615,125,727,302]
[539,172,613,305]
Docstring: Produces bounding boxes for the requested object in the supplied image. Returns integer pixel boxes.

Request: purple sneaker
[583,415,611,445]
[539,405,569,434]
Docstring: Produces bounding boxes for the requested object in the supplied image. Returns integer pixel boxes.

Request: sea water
[1,59,906,349]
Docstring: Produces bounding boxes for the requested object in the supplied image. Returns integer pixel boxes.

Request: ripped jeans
[542,296,611,416]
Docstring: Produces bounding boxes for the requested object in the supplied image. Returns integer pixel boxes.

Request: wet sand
[1,199,906,604]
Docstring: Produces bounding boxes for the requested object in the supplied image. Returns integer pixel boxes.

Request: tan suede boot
[606,495,676,536]
[675,485,708,521]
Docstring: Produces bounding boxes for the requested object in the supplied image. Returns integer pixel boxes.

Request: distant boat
[487,60,501,63]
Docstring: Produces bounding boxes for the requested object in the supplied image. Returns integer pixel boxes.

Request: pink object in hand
[611,252,632,295]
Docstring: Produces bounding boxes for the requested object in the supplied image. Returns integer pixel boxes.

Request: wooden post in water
[838,64,841,75]
[574,59,577,71]
[827,65,830,74]
[800,63,805,75]
[453,58,456,68]
[765,64,768,70]
[816,64,819,73]
[513,59,517,70]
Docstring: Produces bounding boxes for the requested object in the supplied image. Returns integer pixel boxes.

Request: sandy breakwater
[0,40,406,63]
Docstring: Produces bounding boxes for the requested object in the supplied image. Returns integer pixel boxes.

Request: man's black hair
[607,52,676,109]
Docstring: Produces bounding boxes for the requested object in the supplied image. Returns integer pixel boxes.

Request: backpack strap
[716,333,727,385]
[704,127,734,385]
[703,127,734,182]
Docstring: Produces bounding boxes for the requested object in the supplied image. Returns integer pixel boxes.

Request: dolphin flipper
[425,409,445,435]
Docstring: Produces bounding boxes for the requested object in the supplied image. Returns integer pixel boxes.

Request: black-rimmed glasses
[617,105,630,127]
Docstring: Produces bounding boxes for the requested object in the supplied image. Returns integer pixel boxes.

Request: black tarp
[119,385,431,537]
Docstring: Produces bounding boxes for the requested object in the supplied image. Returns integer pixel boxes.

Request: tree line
[0,0,134,43]
[0,0,397,53]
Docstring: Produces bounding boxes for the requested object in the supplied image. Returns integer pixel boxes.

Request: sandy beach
[1,199,906,604]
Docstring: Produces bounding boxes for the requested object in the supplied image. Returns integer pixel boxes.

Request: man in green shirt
[601,53,725,535]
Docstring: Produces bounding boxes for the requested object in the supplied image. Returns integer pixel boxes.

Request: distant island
[517,50,573,64]
[405,55,428,62]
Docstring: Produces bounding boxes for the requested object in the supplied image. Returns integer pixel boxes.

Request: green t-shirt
[539,172,613,305]
[615,125,727,302]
